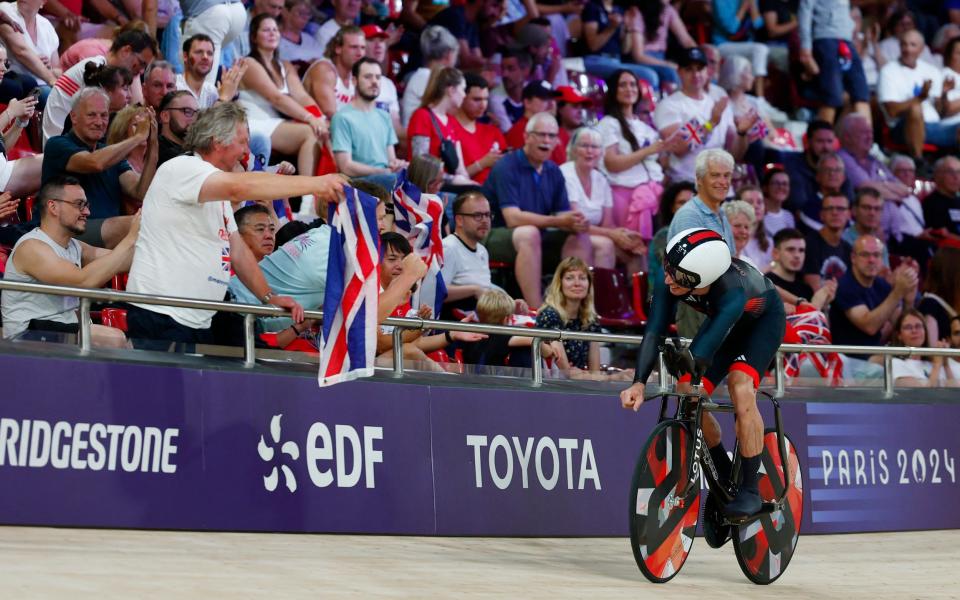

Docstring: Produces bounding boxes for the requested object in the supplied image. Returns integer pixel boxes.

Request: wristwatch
[261,291,275,304]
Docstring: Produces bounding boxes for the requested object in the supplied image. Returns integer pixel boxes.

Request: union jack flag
[318,186,381,387]
[221,246,231,272]
[391,170,447,317]
[783,306,843,383]
[679,117,708,150]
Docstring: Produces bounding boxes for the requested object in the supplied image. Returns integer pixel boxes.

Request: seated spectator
[761,166,795,238]
[58,19,147,71]
[796,152,851,233]
[803,191,853,291]
[180,0,247,87]
[42,88,154,247]
[837,113,911,203]
[711,0,770,97]
[0,0,61,106]
[487,46,532,132]
[505,80,565,164]
[782,120,841,211]
[579,0,659,90]
[428,0,500,71]
[239,14,326,181]
[922,156,960,241]
[235,204,276,261]
[736,185,772,269]
[141,60,176,110]
[917,247,960,343]
[105,104,153,214]
[829,235,918,347]
[555,85,591,140]
[879,10,937,66]
[723,199,761,268]
[797,0,870,125]
[361,24,403,142]
[401,25,459,128]
[1,175,136,346]
[452,73,505,185]
[515,20,567,88]
[700,44,729,101]
[303,25,364,118]
[561,126,645,272]
[598,69,680,238]
[842,187,891,268]
[42,29,156,144]
[653,47,755,183]
[886,153,937,264]
[331,57,406,190]
[878,29,959,160]
[941,35,960,124]
[0,91,42,200]
[648,180,695,292]
[157,90,198,165]
[766,227,836,312]
[717,55,783,154]
[877,309,957,387]
[82,62,134,116]
[407,67,473,185]
[278,0,325,64]
[849,6,883,90]
[314,0,362,52]
[482,112,590,307]
[622,0,696,92]
[456,289,528,368]
[177,33,231,109]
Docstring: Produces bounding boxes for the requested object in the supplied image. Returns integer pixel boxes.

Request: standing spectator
[429,0,501,71]
[141,60,176,110]
[653,47,756,183]
[622,0,697,92]
[482,112,590,307]
[878,29,959,160]
[766,227,836,311]
[561,127,645,272]
[314,0,361,53]
[407,67,473,184]
[41,88,155,247]
[922,156,960,240]
[181,0,247,86]
[239,14,326,181]
[711,0,771,97]
[917,247,960,344]
[302,25,364,117]
[648,181,695,292]
[842,187,890,268]
[797,0,871,125]
[803,191,853,291]
[278,0,325,63]
[401,25,459,128]
[761,166,795,238]
[1,175,137,346]
[42,29,157,144]
[737,184,772,269]
[331,57,405,189]
[504,80,564,164]
[717,55,780,158]
[0,0,60,106]
[535,256,603,373]
[234,203,276,261]
[361,24,403,142]
[452,73,506,185]
[487,46,532,132]
[579,0,658,89]
[124,102,345,349]
[829,235,918,347]
[157,90,198,165]
[598,69,679,239]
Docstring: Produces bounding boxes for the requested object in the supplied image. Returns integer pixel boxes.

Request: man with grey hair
[124,102,347,349]
[922,156,960,241]
[41,87,156,248]
[142,61,177,111]
[401,25,459,127]
[837,113,911,202]
[482,112,590,307]
[668,148,736,251]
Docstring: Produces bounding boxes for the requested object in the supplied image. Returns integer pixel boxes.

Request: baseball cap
[677,47,708,68]
[556,85,590,105]
[522,80,562,100]
[360,24,389,39]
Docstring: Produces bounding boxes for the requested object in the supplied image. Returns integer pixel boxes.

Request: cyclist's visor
[665,263,701,289]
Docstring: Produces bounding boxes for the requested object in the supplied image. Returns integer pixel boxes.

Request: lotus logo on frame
[258,414,300,492]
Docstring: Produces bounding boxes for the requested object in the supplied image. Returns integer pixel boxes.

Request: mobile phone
[28,88,41,101]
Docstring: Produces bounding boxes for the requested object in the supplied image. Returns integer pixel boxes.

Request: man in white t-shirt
[653,47,755,183]
[124,102,347,349]
[878,29,959,159]
[361,24,403,141]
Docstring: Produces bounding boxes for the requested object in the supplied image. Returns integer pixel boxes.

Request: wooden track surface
[0,527,956,598]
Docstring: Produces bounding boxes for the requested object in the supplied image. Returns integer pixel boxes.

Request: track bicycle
[628,343,803,584]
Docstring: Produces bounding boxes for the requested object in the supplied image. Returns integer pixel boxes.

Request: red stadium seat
[100,308,128,332]
[592,267,645,329]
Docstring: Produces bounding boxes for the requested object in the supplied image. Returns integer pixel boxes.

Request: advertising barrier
[0,354,957,535]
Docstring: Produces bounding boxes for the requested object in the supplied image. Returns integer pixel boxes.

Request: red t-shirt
[451,118,506,184]
[505,116,568,165]
[407,107,459,160]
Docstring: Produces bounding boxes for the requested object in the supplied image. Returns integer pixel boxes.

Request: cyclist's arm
[633,279,677,383]
[688,287,747,366]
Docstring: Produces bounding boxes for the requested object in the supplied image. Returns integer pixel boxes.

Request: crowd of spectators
[0,0,959,387]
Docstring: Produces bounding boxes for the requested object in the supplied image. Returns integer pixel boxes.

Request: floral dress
[535,305,602,370]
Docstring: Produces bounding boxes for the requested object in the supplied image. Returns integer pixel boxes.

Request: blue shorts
[812,38,869,108]
[891,118,960,149]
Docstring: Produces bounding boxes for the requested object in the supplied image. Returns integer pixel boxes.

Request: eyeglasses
[901,323,925,331]
[52,198,90,211]
[664,264,700,289]
[166,106,199,117]
[529,131,559,140]
[456,211,492,221]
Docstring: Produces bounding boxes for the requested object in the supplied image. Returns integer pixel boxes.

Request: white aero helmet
[665,228,731,288]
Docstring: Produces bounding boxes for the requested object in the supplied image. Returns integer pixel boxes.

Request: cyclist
[620,227,786,526]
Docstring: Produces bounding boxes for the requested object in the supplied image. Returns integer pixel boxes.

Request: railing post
[774,351,785,398]
[392,327,404,377]
[657,351,669,391]
[882,354,894,399]
[531,339,543,386]
[78,297,91,354]
[242,314,256,368]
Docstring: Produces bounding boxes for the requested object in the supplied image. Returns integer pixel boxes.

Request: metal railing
[2,279,960,398]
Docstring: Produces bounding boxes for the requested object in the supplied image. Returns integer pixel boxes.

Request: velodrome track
[1,527,956,598]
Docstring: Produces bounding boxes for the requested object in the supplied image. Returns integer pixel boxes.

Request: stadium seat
[592,267,645,329]
[99,308,128,332]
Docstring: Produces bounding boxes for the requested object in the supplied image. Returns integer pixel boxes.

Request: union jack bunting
[679,117,708,151]
[318,186,381,387]
[391,170,447,317]
[783,307,843,383]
